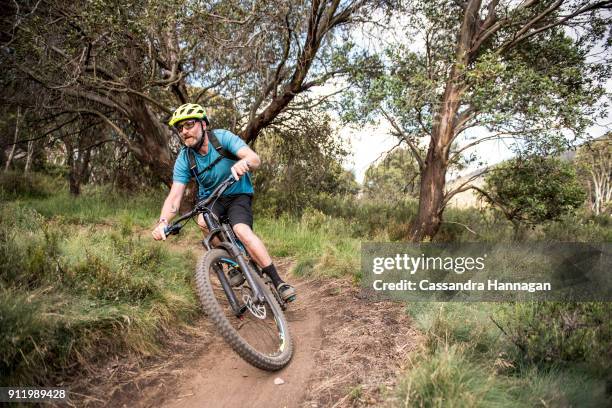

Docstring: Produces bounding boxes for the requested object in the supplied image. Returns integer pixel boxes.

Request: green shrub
[0,171,64,199]
[401,302,611,407]
[539,214,612,242]
[406,303,501,358]
[495,302,612,374]
[0,206,63,289]
[0,201,198,387]
[396,345,512,408]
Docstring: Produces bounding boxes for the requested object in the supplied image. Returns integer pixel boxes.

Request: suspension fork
[212,262,247,316]
[219,224,266,305]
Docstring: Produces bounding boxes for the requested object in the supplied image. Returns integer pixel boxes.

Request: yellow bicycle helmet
[168,103,209,127]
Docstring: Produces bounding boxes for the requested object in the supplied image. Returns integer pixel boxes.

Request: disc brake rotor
[241,286,266,319]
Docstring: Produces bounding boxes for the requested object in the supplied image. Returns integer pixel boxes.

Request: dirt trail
[93,246,420,408]
[159,277,323,408]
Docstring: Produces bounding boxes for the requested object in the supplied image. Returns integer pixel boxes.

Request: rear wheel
[195,248,293,371]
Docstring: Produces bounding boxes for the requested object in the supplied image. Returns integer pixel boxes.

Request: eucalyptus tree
[1,0,392,185]
[480,156,586,235]
[363,147,421,201]
[576,134,611,214]
[345,0,611,241]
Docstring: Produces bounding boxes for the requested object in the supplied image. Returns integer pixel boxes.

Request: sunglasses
[175,119,199,133]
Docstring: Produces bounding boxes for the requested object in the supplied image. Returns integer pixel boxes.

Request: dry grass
[301,279,423,408]
[58,319,216,407]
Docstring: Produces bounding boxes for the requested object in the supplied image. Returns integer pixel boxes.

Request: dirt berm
[70,259,420,407]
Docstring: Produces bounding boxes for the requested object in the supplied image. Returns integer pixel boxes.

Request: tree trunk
[5,106,21,172]
[68,168,80,196]
[406,0,477,242]
[408,71,465,242]
[63,137,79,196]
[68,147,91,196]
[408,144,448,241]
[127,95,174,187]
[24,140,34,173]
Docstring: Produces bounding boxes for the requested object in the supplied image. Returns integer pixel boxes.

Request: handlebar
[163,175,238,237]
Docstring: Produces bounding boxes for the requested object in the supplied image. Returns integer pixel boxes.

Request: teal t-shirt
[173,129,254,198]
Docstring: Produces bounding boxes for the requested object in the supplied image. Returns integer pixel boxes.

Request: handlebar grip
[163,224,182,236]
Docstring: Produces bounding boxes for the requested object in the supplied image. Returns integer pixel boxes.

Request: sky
[340,112,610,184]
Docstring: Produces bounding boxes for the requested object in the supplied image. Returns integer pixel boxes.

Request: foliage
[341,0,611,241]
[252,111,358,216]
[400,302,611,407]
[0,201,197,386]
[1,0,391,185]
[1,167,610,406]
[362,147,420,201]
[495,302,612,374]
[0,171,56,199]
[481,156,586,230]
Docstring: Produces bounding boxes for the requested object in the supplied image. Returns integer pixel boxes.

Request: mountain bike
[163,176,293,371]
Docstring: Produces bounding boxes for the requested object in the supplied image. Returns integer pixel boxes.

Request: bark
[407,71,468,240]
[409,145,448,241]
[405,0,611,240]
[4,106,21,172]
[24,140,34,173]
[241,0,365,143]
[67,145,91,196]
[407,1,480,241]
[125,94,174,187]
[65,145,79,196]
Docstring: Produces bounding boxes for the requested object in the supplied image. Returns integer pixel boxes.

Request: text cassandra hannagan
[372,280,551,292]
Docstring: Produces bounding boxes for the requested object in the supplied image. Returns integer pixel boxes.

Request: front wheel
[195,248,293,371]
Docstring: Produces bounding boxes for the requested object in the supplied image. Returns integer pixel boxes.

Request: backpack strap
[186,129,239,189]
[208,130,239,161]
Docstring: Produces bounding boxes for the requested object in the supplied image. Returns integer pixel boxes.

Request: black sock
[262,264,283,287]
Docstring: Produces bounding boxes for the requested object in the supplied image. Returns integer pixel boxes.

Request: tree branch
[443,168,489,207]
[380,107,426,171]
[500,1,612,53]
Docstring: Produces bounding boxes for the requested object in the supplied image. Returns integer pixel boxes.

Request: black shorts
[210,194,253,229]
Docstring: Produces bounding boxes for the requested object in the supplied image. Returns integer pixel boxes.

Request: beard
[183,134,200,146]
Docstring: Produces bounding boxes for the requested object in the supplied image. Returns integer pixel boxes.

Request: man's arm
[236,146,260,168]
[152,182,186,240]
[231,146,260,178]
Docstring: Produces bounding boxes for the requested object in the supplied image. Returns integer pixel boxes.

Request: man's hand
[152,220,168,241]
[231,159,250,180]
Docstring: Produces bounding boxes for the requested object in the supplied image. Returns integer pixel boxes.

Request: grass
[0,175,362,388]
[2,173,609,407]
[255,208,360,280]
[0,199,199,387]
[251,204,611,406]
[17,185,161,227]
[398,302,611,407]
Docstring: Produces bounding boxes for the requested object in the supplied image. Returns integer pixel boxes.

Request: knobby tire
[195,248,293,371]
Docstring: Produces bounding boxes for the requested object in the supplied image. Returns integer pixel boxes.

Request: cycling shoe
[277,283,296,303]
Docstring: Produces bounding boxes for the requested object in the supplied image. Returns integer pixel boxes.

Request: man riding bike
[151,103,296,302]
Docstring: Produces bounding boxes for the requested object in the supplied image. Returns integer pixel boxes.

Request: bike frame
[165,176,266,312]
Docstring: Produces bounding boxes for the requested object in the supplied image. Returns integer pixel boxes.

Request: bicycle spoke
[209,261,285,357]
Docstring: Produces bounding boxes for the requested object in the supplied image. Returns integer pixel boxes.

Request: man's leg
[233,223,296,301]
[232,223,272,268]
[227,195,296,301]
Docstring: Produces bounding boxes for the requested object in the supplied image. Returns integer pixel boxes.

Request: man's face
[176,119,205,147]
